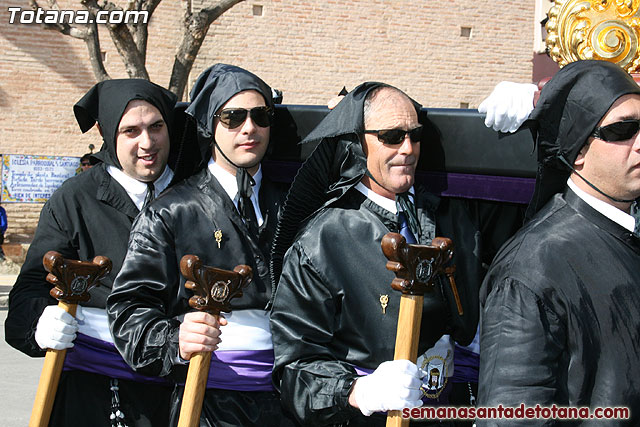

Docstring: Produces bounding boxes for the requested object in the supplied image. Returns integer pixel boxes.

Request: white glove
[34,305,82,350]
[478,81,537,133]
[351,359,423,416]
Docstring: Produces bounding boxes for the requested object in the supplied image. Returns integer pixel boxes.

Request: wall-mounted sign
[1,154,80,203]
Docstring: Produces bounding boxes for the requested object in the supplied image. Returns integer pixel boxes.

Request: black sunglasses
[363,125,423,145]
[214,106,272,129]
[591,119,640,142]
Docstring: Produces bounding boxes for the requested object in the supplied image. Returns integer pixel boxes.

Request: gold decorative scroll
[546,0,640,72]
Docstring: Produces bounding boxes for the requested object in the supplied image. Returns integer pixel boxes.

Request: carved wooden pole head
[381,233,453,296]
[179,255,253,315]
[43,251,112,303]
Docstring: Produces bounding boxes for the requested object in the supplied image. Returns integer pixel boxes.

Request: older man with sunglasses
[107,64,294,426]
[269,83,522,426]
[477,60,640,424]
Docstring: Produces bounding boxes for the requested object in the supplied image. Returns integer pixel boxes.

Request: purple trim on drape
[63,333,170,385]
[417,171,535,204]
[203,349,275,392]
[451,345,479,383]
[263,160,535,204]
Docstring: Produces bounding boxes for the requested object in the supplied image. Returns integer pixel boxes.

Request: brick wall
[0,0,536,240]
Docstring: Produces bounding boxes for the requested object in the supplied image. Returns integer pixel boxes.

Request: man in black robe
[478,60,640,425]
[5,79,182,426]
[269,83,521,426]
[107,64,293,426]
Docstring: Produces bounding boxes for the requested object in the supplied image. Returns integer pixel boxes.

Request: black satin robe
[5,163,173,427]
[479,189,640,426]
[107,167,293,426]
[270,188,521,426]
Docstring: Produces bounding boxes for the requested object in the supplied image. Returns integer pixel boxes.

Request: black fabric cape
[50,370,174,427]
[5,163,174,426]
[107,167,286,377]
[271,186,521,426]
[6,163,139,355]
[478,190,640,425]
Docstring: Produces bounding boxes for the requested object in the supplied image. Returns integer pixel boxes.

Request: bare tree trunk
[84,20,110,81]
[30,0,245,89]
[130,0,162,64]
[169,0,245,99]
[82,0,149,79]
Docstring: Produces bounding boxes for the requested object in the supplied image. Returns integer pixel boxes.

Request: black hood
[526,60,640,217]
[73,79,177,169]
[185,63,274,164]
[269,82,422,292]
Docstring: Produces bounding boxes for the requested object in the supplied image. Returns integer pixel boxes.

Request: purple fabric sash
[63,333,170,385]
[202,349,275,392]
[451,345,479,383]
[422,380,452,405]
[353,365,374,376]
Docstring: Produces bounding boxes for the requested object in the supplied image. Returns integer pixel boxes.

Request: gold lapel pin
[380,294,389,314]
[214,229,222,249]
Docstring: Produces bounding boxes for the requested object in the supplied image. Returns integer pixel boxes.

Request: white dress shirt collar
[355,182,415,215]
[208,158,264,226]
[567,178,635,233]
[107,165,173,211]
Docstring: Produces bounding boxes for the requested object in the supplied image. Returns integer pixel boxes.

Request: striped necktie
[398,211,417,244]
[142,182,155,209]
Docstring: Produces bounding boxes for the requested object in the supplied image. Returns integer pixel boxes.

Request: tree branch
[84,19,111,81]
[29,0,84,38]
[29,0,110,81]
[169,0,245,98]
[82,0,149,79]
[128,0,161,64]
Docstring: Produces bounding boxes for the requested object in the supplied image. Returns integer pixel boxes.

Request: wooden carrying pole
[177,255,252,427]
[381,233,456,427]
[30,251,112,427]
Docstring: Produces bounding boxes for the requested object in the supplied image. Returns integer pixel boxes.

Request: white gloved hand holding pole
[478,81,538,133]
[34,305,83,350]
[350,359,423,416]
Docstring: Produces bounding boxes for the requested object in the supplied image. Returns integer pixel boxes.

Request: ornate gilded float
[546,0,640,71]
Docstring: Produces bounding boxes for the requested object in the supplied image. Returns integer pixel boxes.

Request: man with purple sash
[5,79,184,426]
[108,64,295,426]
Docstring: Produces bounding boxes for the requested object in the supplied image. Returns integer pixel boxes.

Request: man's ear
[96,123,103,138]
[574,143,589,169]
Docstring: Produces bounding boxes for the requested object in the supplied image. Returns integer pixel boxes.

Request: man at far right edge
[478,60,640,425]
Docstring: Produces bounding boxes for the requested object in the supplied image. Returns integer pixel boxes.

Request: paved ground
[0,307,45,427]
[0,274,17,307]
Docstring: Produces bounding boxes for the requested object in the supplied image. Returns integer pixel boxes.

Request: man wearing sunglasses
[269,83,521,426]
[108,64,294,426]
[478,60,640,423]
